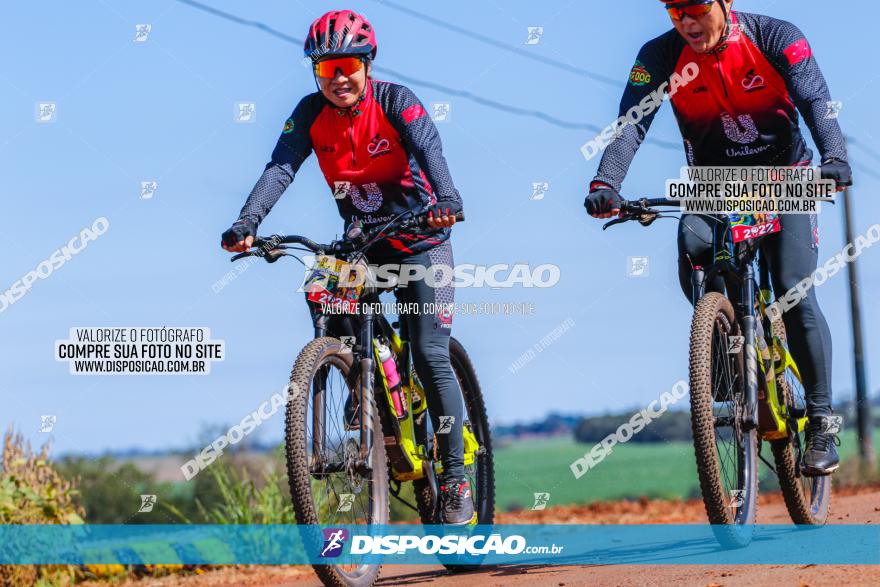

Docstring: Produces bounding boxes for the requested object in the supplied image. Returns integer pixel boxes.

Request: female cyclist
[221,10,472,524]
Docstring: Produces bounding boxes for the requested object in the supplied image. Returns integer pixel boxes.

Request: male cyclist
[585,0,852,475]
[221,10,474,524]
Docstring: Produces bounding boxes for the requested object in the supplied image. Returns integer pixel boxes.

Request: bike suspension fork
[690,264,706,306]
[311,312,330,470]
[358,305,376,467]
[757,250,773,335]
[740,263,759,429]
[313,312,330,338]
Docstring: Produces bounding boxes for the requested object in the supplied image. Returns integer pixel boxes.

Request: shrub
[0,427,84,587]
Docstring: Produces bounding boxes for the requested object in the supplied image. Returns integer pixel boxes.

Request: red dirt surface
[82,484,880,587]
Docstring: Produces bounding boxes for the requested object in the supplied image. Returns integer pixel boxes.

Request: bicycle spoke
[305,363,374,527]
[711,320,745,508]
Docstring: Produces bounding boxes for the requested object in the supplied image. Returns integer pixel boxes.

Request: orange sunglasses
[667,3,715,20]
[313,56,365,79]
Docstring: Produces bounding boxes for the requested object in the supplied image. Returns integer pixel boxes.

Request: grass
[492,429,880,512]
[493,437,697,512]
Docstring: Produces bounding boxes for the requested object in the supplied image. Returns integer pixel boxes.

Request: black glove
[427,200,462,221]
[221,218,257,248]
[820,158,853,189]
[585,183,623,216]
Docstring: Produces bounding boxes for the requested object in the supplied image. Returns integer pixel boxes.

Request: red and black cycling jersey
[592,11,848,192]
[237,80,462,258]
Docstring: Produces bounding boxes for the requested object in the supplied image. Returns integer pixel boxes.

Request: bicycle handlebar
[230,210,465,262]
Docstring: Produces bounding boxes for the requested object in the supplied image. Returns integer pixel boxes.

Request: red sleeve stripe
[783,38,812,66]
[401,104,426,124]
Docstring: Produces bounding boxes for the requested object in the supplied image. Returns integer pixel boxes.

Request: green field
[492,430,880,512]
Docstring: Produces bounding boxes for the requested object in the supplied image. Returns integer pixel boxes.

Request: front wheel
[689,293,758,546]
[414,337,495,569]
[285,337,389,587]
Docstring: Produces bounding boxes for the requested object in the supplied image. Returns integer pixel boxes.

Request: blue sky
[2,0,878,454]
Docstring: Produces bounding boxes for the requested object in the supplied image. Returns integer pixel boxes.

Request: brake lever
[229,240,288,263]
[602,216,631,230]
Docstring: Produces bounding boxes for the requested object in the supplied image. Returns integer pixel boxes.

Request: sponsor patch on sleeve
[401,104,426,124]
[282,117,295,134]
[783,38,812,66]
[628,60,652,86]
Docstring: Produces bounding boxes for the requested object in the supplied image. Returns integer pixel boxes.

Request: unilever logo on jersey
[320,528,349,558]
[720,112,772,158]
[720,112,759,145]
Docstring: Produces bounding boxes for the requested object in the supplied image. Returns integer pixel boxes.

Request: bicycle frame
[311,289,480,484]
[756,287,807,440]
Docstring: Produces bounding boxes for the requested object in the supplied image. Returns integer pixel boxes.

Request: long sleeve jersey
[593,11,848,193]
[237,79,462,258]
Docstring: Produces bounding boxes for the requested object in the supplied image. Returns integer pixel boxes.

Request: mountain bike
[230,211,494,586]
[606,199,831,543]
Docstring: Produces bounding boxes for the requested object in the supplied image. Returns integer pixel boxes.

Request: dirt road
[93,485,880,587]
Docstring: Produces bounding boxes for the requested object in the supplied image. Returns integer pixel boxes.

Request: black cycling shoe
[439,477,476,525]
[343,392,360,431]
[801,415,841,476]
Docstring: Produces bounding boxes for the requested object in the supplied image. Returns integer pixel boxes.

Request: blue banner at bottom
[0,524,877,566]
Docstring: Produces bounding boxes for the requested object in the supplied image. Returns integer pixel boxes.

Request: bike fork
[358,306,376,471]
[692,263,759,429]
[690,266,705,305]
[740,264,759,429]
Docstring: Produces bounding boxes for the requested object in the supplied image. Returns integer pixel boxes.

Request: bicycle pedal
[800,463,838,477]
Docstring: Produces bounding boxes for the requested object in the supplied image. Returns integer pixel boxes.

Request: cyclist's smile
[334,85,352,98]
[316,58,369,109]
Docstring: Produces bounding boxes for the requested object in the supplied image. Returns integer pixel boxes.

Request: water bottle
[376,340,407,418]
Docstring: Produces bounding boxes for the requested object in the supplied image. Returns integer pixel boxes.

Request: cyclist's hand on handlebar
[426,201,462,229]
[221,219,257,253]
[820,158,853,191]
[585,183,623,219]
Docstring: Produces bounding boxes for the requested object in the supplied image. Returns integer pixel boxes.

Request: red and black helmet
[305,10,377,61]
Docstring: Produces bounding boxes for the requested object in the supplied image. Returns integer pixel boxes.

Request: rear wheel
[414,337,495,570]
[285,337,389,587]
[689,293,758,546]
[768,320,832,525]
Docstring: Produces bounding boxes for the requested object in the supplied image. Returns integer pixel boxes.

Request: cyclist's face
[317,60,369,108]
[670,1,730,53]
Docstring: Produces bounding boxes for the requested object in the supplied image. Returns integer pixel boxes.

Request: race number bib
[303,256,365,313]
[729,213,781,243]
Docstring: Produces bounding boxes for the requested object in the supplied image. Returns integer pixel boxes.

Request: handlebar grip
[415,210,465,227]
